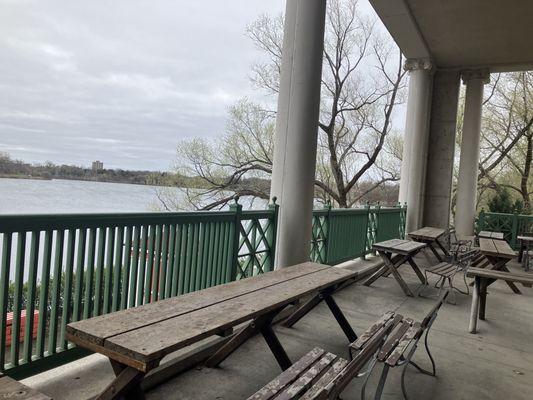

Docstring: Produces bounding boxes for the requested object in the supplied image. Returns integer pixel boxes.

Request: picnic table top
[479,238,515,259]
[517,235,533,242]
[466,267,533,285]
[479,231,505,240]
[408,227,446,240]
[67,262,357,372]
[372,239,426,255]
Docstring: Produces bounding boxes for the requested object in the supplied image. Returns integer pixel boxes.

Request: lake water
[0,178,168,214]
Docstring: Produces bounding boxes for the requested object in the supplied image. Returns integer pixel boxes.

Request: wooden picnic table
[67,262,359,400]
[363,239,427,297]
[408,227,448,262]
[478,231,505,240]
[467,268,533,333]
[478,237,520,294]
[517,235,533,271]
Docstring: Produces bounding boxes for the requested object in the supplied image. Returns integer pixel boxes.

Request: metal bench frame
[353,291,449,400]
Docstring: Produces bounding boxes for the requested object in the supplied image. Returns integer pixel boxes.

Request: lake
[0,178,170,214]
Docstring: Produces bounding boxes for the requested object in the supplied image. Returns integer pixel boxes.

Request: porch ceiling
[369,0,533,72]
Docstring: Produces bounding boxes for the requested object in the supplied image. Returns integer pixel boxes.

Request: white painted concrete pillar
[400,59,434,233]
[423,71,461,228]
[455,70,490,237]
[270,0,327,268]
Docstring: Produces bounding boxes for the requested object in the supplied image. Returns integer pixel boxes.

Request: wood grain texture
[102,267,355,364]
[467,267,533,285]
[409,227,446,240]
[67,262,329,347]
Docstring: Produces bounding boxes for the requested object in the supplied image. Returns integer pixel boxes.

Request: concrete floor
[25,252,533,399]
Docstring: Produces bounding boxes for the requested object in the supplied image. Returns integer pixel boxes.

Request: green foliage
[487,189,524,214]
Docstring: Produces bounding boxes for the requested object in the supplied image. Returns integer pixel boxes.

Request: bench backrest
[312,315,400,399]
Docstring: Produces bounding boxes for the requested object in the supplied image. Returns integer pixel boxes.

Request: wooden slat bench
[467,268,533,333]
[352,290,449,400]
[67,262,360,400]
[247,315,398,400]
[0,373,51,400]
[249,291,449,400]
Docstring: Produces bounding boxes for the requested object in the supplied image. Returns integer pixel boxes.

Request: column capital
[404,58,434,73]
[462,69,490,84]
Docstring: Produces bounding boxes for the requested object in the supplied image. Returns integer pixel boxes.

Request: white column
[270,0,327,268]
[455,70,490,238]
[401,59,434,233]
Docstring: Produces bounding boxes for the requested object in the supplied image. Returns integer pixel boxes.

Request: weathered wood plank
[350,311,396,350]
[467,267,533,285]
[273,352,338,400]
[0,375,51,400]
[372,239,405,251]
[299,358,347,400]
[492,239,515,258]
[385,322,422,366]
[67,262,330,346]
[479,238,499,257]
[377,318,413,361]
[246,347,326,400]
[393,241,426,254]
[104,267,355,364]
[409,227,445,240]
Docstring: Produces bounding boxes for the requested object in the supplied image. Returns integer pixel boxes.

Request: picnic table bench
[478,237,520,294]
[408,227,448,262]
[467,268,533,333]
[0,373,51,399]
[478,231,505,240]
[67,262,359,400]
[364,239,427,297]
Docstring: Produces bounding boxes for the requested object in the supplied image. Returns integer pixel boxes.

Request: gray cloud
[0,0,285,170]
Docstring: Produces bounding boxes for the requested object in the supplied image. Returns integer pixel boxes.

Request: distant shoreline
[0,175,176,188]
[0,174,51,180]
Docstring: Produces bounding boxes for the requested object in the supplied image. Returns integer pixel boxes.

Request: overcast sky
[0,0,389,171]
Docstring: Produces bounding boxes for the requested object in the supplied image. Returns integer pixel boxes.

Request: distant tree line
[0,152,200,188]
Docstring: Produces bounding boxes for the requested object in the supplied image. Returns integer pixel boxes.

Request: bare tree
[165,0,406,210]
[477,71,533,212]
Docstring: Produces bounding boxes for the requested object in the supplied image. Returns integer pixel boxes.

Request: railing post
[323,200,332,264]
[229,198,243,282]
[401,202,407,239]
[476,208,485,236]
[362,203,371,260]
[266,197,279,272]
[511,210,519,248]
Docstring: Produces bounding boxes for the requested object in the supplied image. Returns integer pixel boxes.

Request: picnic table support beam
[261,325,292,371]
[205,308,286,369]
[282,286,358,343]
[324,295,358,342]
[96,363,146,400]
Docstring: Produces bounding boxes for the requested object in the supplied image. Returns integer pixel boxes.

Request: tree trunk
[521,134,532,213]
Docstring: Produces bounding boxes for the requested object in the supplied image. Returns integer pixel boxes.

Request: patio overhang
[369,0,533,72]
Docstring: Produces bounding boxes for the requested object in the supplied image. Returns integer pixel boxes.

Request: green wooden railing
[311,203,407,265]
[0,199,406,378]
[476,210,533,249]
[0,200,278,378]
